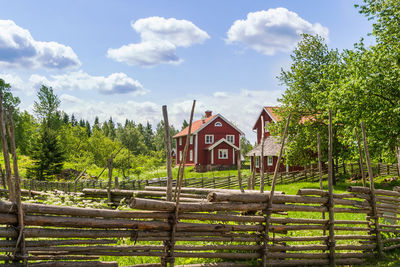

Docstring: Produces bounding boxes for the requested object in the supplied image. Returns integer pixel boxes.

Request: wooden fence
[20,167,324,193]
[1,185,400,266]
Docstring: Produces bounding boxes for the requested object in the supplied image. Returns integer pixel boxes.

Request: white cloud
[132,17,210,47]
[226,8,329,55]
[0,73,25,91]
[107,41,181,67]
[0,20,81,69]
[29,71,147,95]
[107,16,209,66]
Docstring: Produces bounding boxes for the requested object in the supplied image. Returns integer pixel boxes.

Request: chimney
[205,110,212,118]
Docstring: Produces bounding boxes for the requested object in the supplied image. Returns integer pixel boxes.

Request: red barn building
[247,106,304,173]
[173,110,244,172]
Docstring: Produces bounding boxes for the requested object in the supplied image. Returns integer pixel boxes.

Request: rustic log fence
[20,166,326,194]
[1,185,400,266]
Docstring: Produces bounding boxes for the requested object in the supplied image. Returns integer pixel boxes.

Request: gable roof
[252,106,281,130]
[173,114,244,138]
[205,138,239,151]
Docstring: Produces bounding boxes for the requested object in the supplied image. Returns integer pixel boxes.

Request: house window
[265,121,269,132]
[255,157,260,168]
[218,149,228,159]
[190,150,193,161]
[179,151,182,161]
[215,122,222,127]
[226,135,234,144]
[179,137,182,146]
[268,156,273,166]
[190,136,193,145]
[205,134,214,144]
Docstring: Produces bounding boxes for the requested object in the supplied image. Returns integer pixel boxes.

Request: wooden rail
[0,185,400,266]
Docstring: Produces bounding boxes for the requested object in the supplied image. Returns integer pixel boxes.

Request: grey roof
[246,136,282,157]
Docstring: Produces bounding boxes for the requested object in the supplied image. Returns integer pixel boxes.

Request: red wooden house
[173,110,244,172]
[246,106,304,173]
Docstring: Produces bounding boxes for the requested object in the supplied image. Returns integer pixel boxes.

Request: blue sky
[1,0,373,142]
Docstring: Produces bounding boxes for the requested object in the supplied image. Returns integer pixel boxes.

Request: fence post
[361,121,384,257]
[327,110,336,267]
[201,177,204,188]
[228,176,231,189]
[114,176,119,189]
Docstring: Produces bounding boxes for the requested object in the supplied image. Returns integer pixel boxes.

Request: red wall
[255,109,273,144]
[211,142,237,165]
[175,116,241,166]
[175,136,195,165]
[197,116,240,166]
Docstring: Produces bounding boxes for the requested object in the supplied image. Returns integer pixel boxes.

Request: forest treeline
[0,81,183,180]
[0,80,253,181]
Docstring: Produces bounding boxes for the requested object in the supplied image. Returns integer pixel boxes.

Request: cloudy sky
[1,0,372,143]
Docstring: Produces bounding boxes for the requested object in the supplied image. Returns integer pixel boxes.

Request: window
[179,151,182,161]
[215,121,222,127]
[264,121,269,132]
[205,134,214,144]
[179,137,182,146]
[218,149,228,159]
[190,136,193,145]
[255,157,260,168]
[190,150,193,161]
[226,135,235,144]
[268,156,273,166]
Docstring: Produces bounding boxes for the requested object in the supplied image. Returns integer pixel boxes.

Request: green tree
[28,85,65,179]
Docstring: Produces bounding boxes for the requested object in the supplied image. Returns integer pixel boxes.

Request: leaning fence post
[107,157,113,204]
[327,110,336,267]
[166,100,196,267]
[317,133,326,238]
[261,112,291,267]
[260,117,266,192]
[361,121,384,257]
[162,105,173,202]
[355,127,366,187]
[237,149,244,192]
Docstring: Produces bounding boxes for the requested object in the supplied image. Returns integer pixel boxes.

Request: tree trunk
[397,144,400,177]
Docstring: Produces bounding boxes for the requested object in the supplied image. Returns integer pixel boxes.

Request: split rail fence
[20,167,324,194]
[1,185,400,266]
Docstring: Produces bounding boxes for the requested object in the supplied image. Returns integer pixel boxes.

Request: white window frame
[190,136,193,145]
[179,137,182,146]
[226,135,235,144]
[218,149,228,159]
[189,150,193,161]
[255,157,260,168]
[265,121,269,132]
[179,151,182,161]
[205,134,214,144]
[267,156,273,166]
[214,121,222,127]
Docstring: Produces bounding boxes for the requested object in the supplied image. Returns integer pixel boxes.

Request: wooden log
[327,110,335,267]
[347,186,371,194]
[0,239,117,247]
[146,186,267,195]
[3,261,117,267]
[162,105,173,202]
[361,120,384,257]
[0,200,171,219]
[207,192,322,204]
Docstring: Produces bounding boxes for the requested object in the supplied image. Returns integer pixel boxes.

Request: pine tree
[28,85,65,180]
[85,121,91,137]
